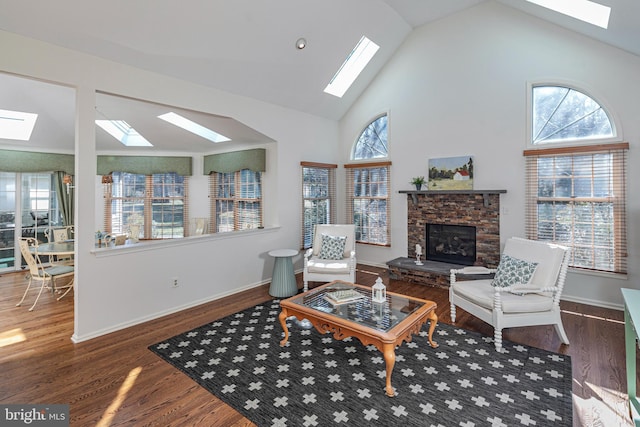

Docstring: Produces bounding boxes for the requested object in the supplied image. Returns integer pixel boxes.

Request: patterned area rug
[149,300,572,426]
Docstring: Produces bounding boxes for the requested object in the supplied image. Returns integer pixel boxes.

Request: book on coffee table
[324,289,365,306]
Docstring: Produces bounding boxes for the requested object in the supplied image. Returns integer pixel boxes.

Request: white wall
[340,2,640,309]
[0,30,339,341]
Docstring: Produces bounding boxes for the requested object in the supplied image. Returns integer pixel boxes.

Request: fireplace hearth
[426,223,476,266]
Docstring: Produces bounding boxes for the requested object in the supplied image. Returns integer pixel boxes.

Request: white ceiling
[0,0,637,153]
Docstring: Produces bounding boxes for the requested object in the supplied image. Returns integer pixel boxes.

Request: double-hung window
[346,162,391,246]
[301,162,336,248]
[210,169,262,232]
[347,114,391,245]
[105,172,188,239]
[525,84,627,274]
[204,148,266,233]
[525,145,627,274]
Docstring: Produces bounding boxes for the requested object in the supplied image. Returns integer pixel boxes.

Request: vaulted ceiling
[0,0,637,152]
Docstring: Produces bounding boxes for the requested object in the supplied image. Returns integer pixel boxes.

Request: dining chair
[44,225,75,264]
[17,238,74,311]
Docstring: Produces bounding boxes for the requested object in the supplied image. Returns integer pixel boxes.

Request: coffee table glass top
[291,281,425,332]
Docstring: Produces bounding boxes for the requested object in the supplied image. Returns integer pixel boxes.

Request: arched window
[532,85,614,145]
[352,114,388,160]
[526,85,627,275]
[347,114,391,245]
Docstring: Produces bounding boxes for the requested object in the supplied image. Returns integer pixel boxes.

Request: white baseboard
[560,294,623,311]
[71,279,270,343]
[71,262,623,343]
[357,260,388,270]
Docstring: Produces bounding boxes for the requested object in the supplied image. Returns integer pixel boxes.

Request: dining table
[32,241,75,257]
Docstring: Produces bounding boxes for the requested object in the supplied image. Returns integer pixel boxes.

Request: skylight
[526,0,611,29]
[158,112,230,143]
[95,120,152,147]
[0,109,38,141]
[324,36,380,98]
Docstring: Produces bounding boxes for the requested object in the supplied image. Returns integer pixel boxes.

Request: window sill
[91,226,280,258]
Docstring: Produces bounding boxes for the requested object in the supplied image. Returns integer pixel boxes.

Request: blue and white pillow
[318,234,347,260]
[491,254,538,288]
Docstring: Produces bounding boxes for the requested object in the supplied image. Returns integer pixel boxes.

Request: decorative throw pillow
[318,234,347,260]
[491,254,538,288]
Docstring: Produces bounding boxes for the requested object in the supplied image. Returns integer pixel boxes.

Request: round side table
[268,249,298,297]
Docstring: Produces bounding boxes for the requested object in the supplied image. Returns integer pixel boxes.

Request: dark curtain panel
[54,171,74,226]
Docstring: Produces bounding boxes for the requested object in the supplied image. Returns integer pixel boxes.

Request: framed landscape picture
[428,155,474,190]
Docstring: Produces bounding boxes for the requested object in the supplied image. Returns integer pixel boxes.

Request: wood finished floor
[0,266,633,426]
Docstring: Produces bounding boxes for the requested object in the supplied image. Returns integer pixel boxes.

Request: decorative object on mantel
[371,277,386,303]
[415,243,424,265]
[410,176,425,191]
[428,155,473,190]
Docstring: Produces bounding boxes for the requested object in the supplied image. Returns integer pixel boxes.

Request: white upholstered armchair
[449,237,571,352]
[303,224,356,292]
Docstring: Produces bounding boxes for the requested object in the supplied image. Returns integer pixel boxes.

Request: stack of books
[324,289,365,306]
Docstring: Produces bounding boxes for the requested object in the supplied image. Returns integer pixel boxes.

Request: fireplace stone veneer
[388,190,506,288]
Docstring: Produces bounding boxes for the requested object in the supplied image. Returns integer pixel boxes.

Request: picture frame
[428,156,474,190]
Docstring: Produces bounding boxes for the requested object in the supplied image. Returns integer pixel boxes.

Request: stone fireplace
[388,190,505,288]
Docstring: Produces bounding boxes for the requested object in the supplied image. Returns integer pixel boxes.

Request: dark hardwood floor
[0,266,633,426]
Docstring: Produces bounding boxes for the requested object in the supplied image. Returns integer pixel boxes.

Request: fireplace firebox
[426,223,476,265]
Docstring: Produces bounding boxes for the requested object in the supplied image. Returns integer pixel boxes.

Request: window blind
[524,143,628,274]
[209,170,263,232]
[103,172,188,239]
[301,162,337,249]
[345,161,391,246]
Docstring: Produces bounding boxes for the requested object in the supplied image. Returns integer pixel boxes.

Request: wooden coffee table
[279,281,438,397]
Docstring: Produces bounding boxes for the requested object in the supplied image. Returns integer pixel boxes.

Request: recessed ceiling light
[296,38,307,50]
[95,120,152,147]
[0,109,38,141]
[526,0,611,29]
[158,112,230,143]
[324,36,379,98]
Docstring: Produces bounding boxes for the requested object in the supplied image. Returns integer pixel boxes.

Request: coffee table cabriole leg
[382,343,397,397]
[427,311,440,348]
[279,309,290,346]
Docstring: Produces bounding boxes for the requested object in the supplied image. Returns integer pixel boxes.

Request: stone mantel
[399,189,507,206]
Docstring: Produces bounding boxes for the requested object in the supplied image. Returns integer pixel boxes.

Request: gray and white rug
[150,299,572,426]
